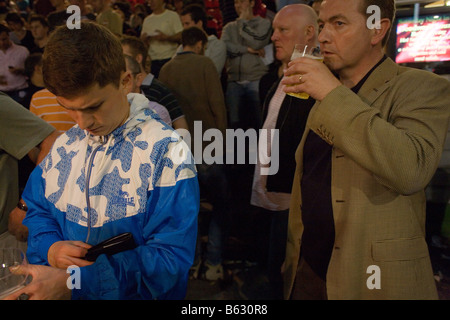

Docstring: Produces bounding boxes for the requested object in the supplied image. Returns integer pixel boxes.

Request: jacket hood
[110,93,154,139]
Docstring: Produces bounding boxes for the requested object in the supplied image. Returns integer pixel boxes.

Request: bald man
[250,4,319,299]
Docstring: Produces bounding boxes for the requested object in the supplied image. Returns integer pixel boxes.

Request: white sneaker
[204,262,224,281]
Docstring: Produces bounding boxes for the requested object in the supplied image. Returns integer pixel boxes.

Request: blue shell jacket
[22,93,200,300]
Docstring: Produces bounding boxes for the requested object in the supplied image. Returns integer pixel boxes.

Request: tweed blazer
[283,58,450,300]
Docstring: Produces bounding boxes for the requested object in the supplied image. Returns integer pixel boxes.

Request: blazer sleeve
[307,69,450,195]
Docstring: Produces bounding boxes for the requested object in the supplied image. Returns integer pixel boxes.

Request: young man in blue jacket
[6,21,199,300]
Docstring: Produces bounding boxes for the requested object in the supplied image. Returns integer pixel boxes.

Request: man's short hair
[181,26,207,47]
[5,12,24,25]
[29,14,50,29]
[181,4,207,27]
[43,21,125,98]
[120,35,149,71]
[24,52,43,78]
[360,0,396,46]
[124,54,141,75]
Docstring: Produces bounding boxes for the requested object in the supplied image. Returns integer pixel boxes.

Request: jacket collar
[357,57,400,106]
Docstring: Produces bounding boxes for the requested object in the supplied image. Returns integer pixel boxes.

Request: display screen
[395,14,450,63]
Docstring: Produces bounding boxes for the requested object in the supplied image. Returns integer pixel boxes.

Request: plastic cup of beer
[0,248,29,299]
[287,44,323,99]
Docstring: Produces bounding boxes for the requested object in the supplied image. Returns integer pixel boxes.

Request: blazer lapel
[358,58,400,106]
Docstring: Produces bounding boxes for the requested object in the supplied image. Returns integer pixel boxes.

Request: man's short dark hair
[124,54,141,75]
[24,52,43,78]
[43,21,125,98]
[5,12,23,25]
[181,4,207,27]
[181,26,207,47]
[29,14,50,29]
[120,35,149,71]
[360,0,396,46]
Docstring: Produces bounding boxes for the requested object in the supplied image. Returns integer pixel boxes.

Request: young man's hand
[3,264,72,300]
[48,241,94,269]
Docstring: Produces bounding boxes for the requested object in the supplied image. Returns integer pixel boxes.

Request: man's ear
[135,72,145,88]
[194,40,204,54]
[304,25,316,44]
[370,18,391,46]
[121,71,133,94]
[135,53,143,65]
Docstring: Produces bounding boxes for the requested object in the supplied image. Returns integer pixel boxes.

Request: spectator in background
[178,4,226,75]
[23,52,45,107]
[27,53,77,133]
[68,0,96,21]
[159,26,229,281]
[221,0,271,130]
[129,3,148,36]
[90,0,123,35]
[310,0,322,15]
[16,0,31,16]
[120,35,190,132]
[47,0,71,29]
[28,15,50,53]
[250,3,318,299]
[0,0,8,22]
[5,12,35,51]
[172,0,183,15]
[0,24,30,106]
[33,0,56,17]
[123,54,172,126]
[140,0,182,78]
[219,0,237,26]
[113,1,134,35]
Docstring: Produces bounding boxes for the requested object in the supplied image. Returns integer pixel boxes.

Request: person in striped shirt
[30,89,77,133]
[26,53,76,133]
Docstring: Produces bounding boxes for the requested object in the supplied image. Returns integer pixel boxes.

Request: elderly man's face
[271,9,310,65]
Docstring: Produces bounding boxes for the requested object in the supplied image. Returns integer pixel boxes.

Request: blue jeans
[226,80,262,130]
[196,163,230,265]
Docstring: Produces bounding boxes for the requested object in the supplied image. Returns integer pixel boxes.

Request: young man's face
[234,0,253,16]
[148,0,164,12]
[30,21,48,40]
[56,73,131,136]
[6,20,22,32]
[318,0,373,76]
[180,14,201,29]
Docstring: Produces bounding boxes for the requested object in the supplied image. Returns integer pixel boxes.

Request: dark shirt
[47,10,72,30]
[300,56,387,281]
[13,30,35,52]
[140,77,184,122]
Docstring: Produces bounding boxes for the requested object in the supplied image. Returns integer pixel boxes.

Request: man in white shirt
[140,0,182,78]
[0,24,29,105]
[250,4,318,299]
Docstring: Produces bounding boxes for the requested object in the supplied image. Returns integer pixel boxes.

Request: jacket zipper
[85,136,107,243]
